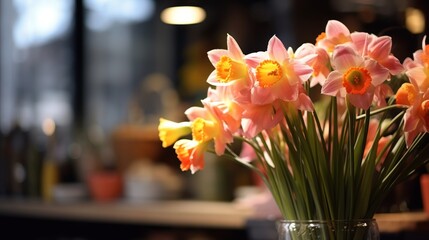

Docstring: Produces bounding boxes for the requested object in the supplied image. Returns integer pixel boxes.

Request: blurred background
[0,0,428,238]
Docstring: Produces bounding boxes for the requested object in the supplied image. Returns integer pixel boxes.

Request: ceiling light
[160,6,206,25]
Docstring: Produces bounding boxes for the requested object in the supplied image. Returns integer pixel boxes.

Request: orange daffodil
[398,36,429,146]
[317,20,402,109]
[294,43,331,87]
[173,139,208,173]
[321,45,390,109]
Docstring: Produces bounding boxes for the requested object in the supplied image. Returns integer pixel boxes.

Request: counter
[0,198,428,239]
[0,198,253,229]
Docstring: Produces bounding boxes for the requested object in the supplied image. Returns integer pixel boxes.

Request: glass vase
[277,219,379,240]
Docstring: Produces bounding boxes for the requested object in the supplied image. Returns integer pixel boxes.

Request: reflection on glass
[1,0,73,140]
[13,0,73,48]
[85,0,154,31]
[84,0,169,135]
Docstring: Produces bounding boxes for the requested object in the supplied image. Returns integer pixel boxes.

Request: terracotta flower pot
[87,171,123,202]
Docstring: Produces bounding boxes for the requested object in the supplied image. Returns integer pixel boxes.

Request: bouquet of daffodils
[158,20,429,221]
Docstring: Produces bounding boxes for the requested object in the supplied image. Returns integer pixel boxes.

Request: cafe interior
[0,0,429,239]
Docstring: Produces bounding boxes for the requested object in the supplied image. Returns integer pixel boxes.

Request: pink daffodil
[206,87,243,133]
[321,45,389,109]
[245,35,313,105]
[171,100,234,174]
[241,100,284,138]
[294,43,330,86]
[185,101,234,156]
[207,35,251,103]
[353,33,401,106]
[351,32,404,76]
[315,20,352,53]
[366,35,404,75]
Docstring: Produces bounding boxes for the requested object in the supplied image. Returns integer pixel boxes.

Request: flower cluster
[158,20,429,220]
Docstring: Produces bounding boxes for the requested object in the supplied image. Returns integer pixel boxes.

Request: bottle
[26,131,42,198]
[5,122,29,197]
[41,155,59,202]
[41,119,59,202]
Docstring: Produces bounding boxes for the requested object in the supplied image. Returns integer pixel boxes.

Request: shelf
[0,198,254,229]
[375,211,429,233]
[0,198,428,234]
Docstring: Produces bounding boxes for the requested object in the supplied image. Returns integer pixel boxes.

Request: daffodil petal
[363,59,389,86]
[207,49,229,66]
[407,67,429,92]
[245,51,268,68]
[227,34,244,60]
[332,46,362,71]
[369,36,391,60]
[325,20,350,39]
[267,35,288,63]
[322,71,343,97]
[348,85,374,109]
